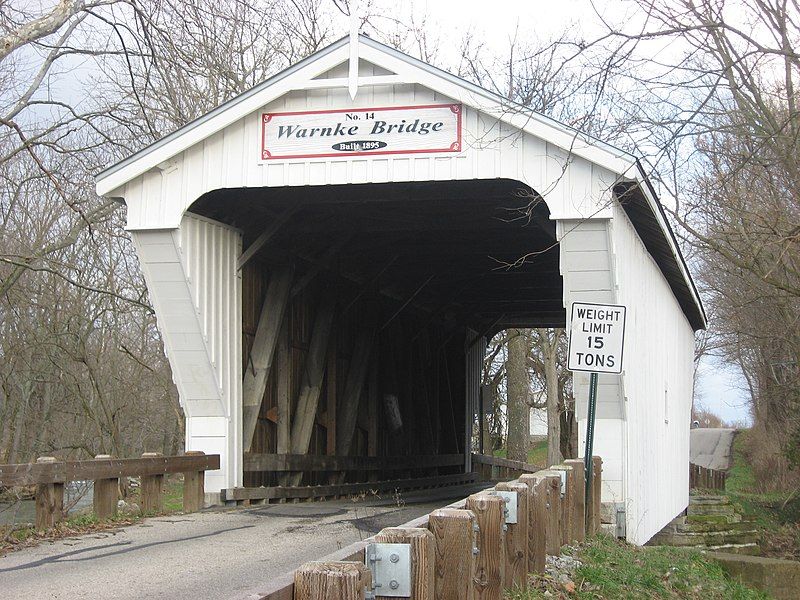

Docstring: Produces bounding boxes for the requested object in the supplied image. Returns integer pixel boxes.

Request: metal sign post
[567,302,627,525]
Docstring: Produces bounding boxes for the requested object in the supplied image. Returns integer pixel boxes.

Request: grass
[721,430,800,560]
[493,440,549,466]
[507,535,768,599]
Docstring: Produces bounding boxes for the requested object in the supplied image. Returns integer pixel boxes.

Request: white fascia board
[95,40,352,198]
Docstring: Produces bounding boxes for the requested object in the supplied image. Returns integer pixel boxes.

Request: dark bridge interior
[189,178,564,492]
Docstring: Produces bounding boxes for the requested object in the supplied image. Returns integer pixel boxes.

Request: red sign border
[260,103,462,160]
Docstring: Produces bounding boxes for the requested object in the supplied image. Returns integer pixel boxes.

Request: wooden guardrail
[237,455,604,600]
[689,462,727,491]
[0,452,219,530]
[243,453,464,472]
[471,452,544,480]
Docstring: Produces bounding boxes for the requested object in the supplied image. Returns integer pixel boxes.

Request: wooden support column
[287,294,336,486]
[276,319,291,456]
[93,454,118,520]
[242,267,293,453]
[565,458,586,542]
[34,457,63,530]
[428,508,477,600]
[540,471,562,556]
[140,452,164,514]
[374,527,434,600]
[466,493,505,600]
[367,356,379,482]
[326,335,338,457]
[294,561,371,600]
[336,328,375,457]
[518,473,547,573]
[495,481,529,590]
[182,450,206,512]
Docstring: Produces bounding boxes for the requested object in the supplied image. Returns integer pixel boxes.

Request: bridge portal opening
[188,178,562,494]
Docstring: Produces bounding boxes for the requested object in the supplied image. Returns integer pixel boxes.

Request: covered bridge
[95,34,705,544]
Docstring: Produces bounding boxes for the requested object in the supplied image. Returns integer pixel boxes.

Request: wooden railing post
[550,464,573,545]
[140,452,164,514]
[183,450,207,513]
[294,562,371,600]
[428,508,477,600]
[565,459,585,543]
[466,493,505,600]
[35,457,63,530]
[539,471,562,556]
[495,481,529,590]
[518,473,545,573]
[93,454,118,520]
[374,527,434,600]
[589,456,602,535]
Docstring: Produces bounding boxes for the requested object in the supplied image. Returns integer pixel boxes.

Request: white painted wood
[132,214,242,493]
[606,201,695,545]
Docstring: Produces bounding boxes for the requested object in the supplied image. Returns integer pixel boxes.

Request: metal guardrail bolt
[389,580,399,590]
[473,523,480,532]
[389,553,399,563]
[472,547,480,555]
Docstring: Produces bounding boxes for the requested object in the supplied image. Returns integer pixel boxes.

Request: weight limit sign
[567,302,627,374]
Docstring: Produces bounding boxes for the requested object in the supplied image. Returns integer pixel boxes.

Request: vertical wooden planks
[374,527,434,600]
[294,561,371,600]
[495,481,529,590]
[541,471,562,556]
[34,457,63,530]
[182,450,206,513]
[93,454,118,520]
[565,459,585,542]
[466,493,505,600]
[428,508,477,600]
[551,464,573,545]
[140,452,164,514]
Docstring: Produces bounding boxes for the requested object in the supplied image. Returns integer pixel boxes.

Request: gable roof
[95,34,705,330]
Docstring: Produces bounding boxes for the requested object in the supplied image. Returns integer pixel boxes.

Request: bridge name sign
[261,104,462,160]
[567,302,627,374]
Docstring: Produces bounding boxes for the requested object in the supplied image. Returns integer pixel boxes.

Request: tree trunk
[541,329,563,467]
[506,329,530,462]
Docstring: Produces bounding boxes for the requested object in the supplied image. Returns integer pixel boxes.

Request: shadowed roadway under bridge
[0,482,489,600]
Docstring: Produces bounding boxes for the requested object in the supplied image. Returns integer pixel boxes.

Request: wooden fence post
[93,454,118,520]
[374,527,434,600]
[294,562,371,600]
[34,457,63,530]
[495,481,528,590]
[140,452,164,514]
[518,473,545,573]
[428,508,477,600]
[589,456,602,535]
[538,471,562,556]
[550,464,573,546]
[183,450,206,512]
[565,459,585,543]
[466,493,505,600]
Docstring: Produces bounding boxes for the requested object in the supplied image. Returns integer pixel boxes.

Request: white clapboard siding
[607,202,695,544]
[131,215,242,493]
[558,219,626,507]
